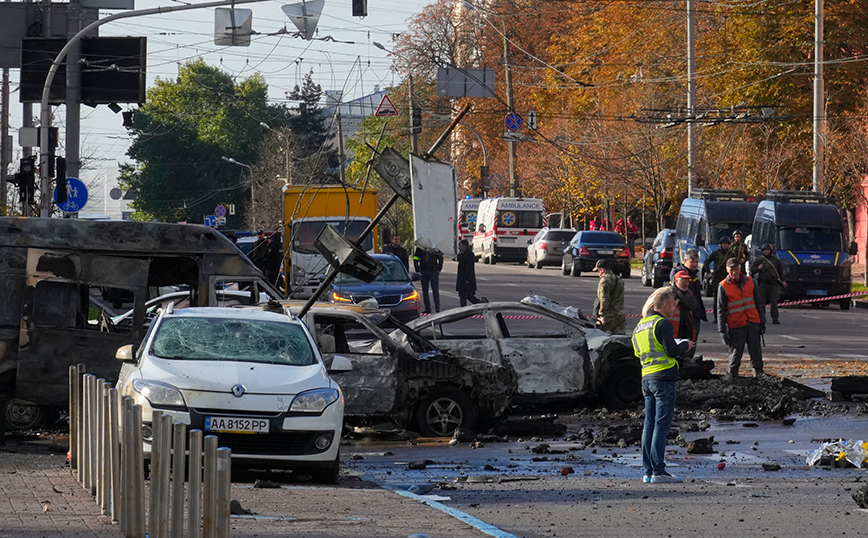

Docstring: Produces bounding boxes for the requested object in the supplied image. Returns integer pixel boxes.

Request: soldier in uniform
[594,260,626,334]
[727,229,750,270]
[704,236,733,323]
[750,243,786,325]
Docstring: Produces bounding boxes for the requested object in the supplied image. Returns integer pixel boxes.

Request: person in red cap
[669,269,698,345]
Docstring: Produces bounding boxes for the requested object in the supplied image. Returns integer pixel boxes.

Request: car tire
[840,298,851,310]
[482,252,490,264]
[311,453,340,484]
[535,259,543,269]
[601,360,642,409]
[489,253,497,265]
[416,388,478,437]
[641,263,651,287]
[570,260,580,277]
[527,256,534,269]
[651,271,663,288]
[621,265,631,279]
[5,399,51,430]
[561,259,570,276]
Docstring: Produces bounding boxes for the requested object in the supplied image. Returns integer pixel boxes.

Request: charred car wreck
[292,304,514,437]
[0,217,281,430]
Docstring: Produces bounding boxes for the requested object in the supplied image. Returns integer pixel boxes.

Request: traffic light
[411,106,422,134]
[18,156,36,204]
[55,157,68,204]
[352,0,366,17]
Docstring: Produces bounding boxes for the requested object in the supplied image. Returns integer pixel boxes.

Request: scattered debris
[761,462,781,471]
[408,460,435,470]
[782,418,796,426]
[230,499,253,515]
[831,376,868,401]
[686,437,716,454]
[560,467,575,475]
[491,414,567,437]
[852,485,868,509]
[531,444,551,454]
[252,480,281,489]
[806,440,868,468]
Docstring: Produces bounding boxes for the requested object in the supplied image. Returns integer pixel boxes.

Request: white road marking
[780,335,800,341]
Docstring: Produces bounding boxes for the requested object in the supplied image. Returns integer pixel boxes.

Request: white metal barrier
[69,367,231,537]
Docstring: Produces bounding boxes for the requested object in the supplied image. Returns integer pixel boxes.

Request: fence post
[215,448,232,538]
[202,436,218,538]
[109,388,120,524]
[97,380,108,514]
[68,366,77,471]
[171,421,186,538]
[188,430,203,538]
[130,403,146,538]
[76,365,86,482]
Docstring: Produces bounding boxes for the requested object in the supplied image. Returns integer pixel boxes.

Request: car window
[417,312,489,340]
[496,309,570,337]
[151,317,316,365]
[581,232,623,243]
[546,231,576,242]
[334,258,409,285]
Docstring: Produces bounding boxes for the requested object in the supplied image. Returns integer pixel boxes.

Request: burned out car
[404,296,641,409]
[290,304,513,437]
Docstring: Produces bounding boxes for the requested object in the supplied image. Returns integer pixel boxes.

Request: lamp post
[260,122,291,185]
[463,1,518,196]
[222,156,255,230]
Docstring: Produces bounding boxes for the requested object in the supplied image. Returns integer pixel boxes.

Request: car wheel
[641,262,651,286]
[5,399,50,430]
[311,453,340,484]
[621,265,631,279]
[535,259,543,269]
[416,389,478,437]
[570,260,580,277]
[489,253,497,265]
[527,256,534,269]
[651,271,663,288]
[482,252,490,264]
[601,360,642,409]
[840,298,851,310]
[561,258,570,276]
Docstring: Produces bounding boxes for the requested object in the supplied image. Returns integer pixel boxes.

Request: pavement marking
[780,335,801,341]
[393,488,521,538]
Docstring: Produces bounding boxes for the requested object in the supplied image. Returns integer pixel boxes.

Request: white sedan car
[116,305,351,482]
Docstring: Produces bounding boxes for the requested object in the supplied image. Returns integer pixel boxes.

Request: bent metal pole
[38,0,272,217]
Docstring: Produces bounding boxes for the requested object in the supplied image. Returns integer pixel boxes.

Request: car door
[308,312,399,416]
[411,309,502,369]
[491,307,591,397]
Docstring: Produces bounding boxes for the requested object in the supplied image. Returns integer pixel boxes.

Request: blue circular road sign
[54,177,88,213]
[505,113,523,132]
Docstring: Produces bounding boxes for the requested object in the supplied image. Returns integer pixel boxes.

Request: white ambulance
[472,197,546,264]
[458,197,481,244]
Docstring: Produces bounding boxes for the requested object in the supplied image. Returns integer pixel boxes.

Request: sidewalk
[0,439,492,538]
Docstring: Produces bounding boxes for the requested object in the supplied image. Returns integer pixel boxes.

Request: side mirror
[848,241,858,256]
[116,344,136,362]
[411,272,422,282]
[695,234,705,247]
[327,354,353,374]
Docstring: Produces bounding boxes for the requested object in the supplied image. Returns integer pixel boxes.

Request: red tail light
[619,248,630,257]
[579,246,591,256]
[660,248,673,259]
[539,241,548,250]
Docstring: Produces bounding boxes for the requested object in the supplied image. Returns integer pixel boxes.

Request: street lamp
[222,156,256,230]
[259,122,292,185]
[462,0,518,197]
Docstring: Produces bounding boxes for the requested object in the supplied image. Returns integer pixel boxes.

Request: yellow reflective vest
[632,314,680,377]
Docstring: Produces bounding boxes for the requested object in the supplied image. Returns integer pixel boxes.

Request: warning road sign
[375,94,399,117]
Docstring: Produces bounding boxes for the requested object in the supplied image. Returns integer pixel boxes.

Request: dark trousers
[420,270,440,312]
[756,282,781,322]
[727,323,763,373]
[459,291,481,307]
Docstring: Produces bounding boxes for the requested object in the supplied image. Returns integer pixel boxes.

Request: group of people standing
[383,235,485,313]
[590,215,640,258]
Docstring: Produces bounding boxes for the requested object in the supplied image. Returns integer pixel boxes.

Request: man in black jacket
[383,234,409,269]
[456,239,483,306]
[414,247,443,313]
[670,249,707,339]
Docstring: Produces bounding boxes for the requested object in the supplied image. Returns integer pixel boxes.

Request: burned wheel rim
[5,400,48,430]
[424,397,463,436]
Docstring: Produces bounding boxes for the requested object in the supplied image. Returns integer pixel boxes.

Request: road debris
[806,440,868,468]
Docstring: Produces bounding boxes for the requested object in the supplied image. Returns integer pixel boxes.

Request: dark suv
[561,231,631,278]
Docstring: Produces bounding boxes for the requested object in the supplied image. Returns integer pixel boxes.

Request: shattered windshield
[151,317,316,366]
[334,257,410,285]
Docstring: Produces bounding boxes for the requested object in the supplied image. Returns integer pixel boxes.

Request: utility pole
[336,109,346,183]
[812,0,824,192]
[503,24,518,197]
[686,0,697,196]
[409,75,418,154]
[1,63,8,213]
[65,0,82,212]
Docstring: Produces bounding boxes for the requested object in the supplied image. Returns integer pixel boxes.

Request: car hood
[133,357,332,395]
[330,282,414,294]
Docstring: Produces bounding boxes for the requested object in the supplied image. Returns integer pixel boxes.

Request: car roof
[406,295,593,329]
[164,306,298,323]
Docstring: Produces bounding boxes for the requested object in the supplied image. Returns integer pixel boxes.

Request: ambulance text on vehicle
[458,198,481,244]
[472,197,546,264]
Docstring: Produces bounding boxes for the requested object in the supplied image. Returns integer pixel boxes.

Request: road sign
[527,110,538,130]
[215,204,227,217]
[204,215,217,227]
[505,112,523,132]
[371,147,412,202]
[215,216,226,225]
[375,94,399,117]
[53,177,88,213]
[502,131,523,141]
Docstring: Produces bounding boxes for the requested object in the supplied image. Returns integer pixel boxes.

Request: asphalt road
[425,259,868,366]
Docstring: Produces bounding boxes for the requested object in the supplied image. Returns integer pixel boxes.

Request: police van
[750,190,855,309]
[472,197,545,264]
[673,189,758,294]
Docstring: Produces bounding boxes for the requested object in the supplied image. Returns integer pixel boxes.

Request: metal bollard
[202,436,218,538]
[130,403,146,538]
[188,430,203,538]
[215,448,231,538]
[155,414,173,538]
[121,397,133,536]
[97,380,108,513]
[88,375,99,495]
[68,366,77,471]
[77,366,86,482]
[149,410,164,536]
[109,388,120,524]
[171,421,187,538]
[82,374,94,492]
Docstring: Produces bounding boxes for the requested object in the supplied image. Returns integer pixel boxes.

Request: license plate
[553,248,563,254]
[205,416,269,434]
[597,250,613,255]
[499,237,516,244]
[806,289,828,296]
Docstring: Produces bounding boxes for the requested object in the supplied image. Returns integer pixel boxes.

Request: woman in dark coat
[456,239,482,306]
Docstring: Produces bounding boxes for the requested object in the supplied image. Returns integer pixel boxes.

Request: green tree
[119,59,289,227]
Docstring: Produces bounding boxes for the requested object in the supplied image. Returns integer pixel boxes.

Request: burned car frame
[288,304,513,437]
[404,296,641,409]
[0,217,282,430]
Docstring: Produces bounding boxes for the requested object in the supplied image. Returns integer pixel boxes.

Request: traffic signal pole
[38,0,273,217]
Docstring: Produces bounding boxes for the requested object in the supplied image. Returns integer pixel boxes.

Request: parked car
[561,231,631,278]
[289,303,513,437]
[115,305,351,482]
[404,295,641,409]
[641,229,675,288]
[526,228,577,269]
[328,253,421,323]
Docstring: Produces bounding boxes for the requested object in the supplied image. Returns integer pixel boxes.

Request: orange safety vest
[721,276,760,329]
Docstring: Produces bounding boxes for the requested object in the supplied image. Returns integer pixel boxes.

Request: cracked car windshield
[335,258,409,285]
[151,317,316,365]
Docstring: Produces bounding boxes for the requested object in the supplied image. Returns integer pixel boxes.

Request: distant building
[321,86,388,168]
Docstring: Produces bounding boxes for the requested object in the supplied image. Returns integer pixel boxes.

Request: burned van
[0,217,282,429]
